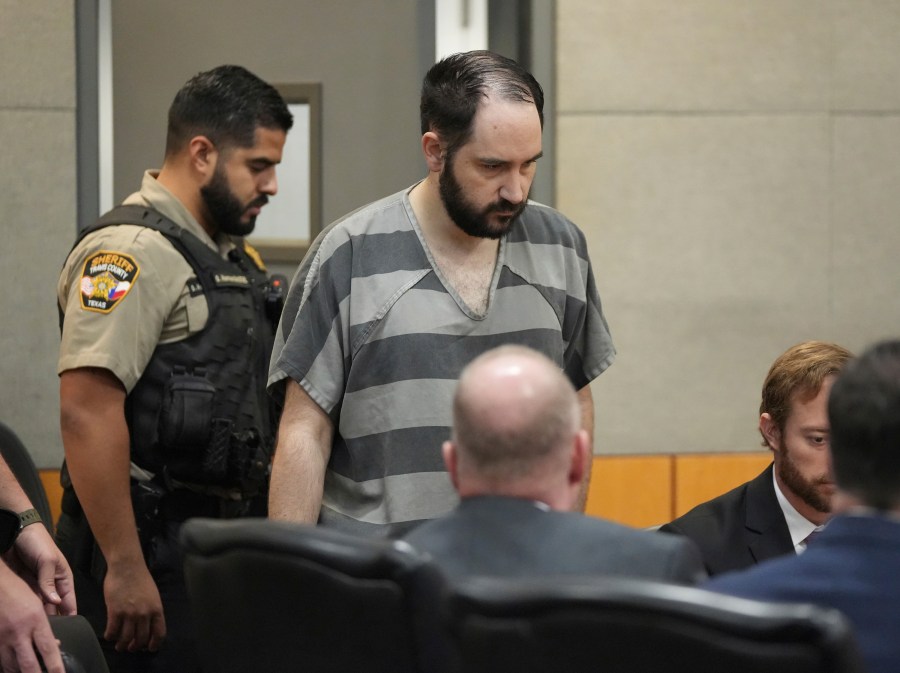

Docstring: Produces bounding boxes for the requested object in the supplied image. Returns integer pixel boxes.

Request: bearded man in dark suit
[660,341,852,576]
[705,339,900,673]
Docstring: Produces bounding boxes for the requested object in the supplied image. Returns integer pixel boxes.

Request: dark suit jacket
[402,495,705,585]
[659,464,794,576]
[705,514,900,673]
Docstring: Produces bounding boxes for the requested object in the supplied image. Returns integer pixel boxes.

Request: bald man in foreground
[402,345,704,584]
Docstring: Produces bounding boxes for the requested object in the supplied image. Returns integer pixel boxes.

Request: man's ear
[421,131,446,172]
[442,440,460,491]
[568,430,589,490]
[188,135,218,179]
[759,413,781,453]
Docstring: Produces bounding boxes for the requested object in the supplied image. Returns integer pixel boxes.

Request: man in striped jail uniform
[268,50,616,537]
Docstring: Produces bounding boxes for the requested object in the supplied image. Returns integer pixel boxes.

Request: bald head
[452,346,581,488]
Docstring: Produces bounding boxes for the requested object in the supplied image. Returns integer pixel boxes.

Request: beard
[200,165,268,237]
[777,442,832,514]
[438,155,527,240]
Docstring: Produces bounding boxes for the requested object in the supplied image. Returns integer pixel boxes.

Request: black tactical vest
[70,206,279,493]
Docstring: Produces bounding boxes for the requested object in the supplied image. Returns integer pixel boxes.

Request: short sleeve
[564,252,616,389]
[57,225,194,392]
[269,230,350,419]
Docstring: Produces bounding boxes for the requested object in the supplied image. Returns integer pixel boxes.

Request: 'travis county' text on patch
[79,250,141,313]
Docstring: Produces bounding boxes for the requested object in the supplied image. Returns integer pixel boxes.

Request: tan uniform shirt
[57,171,235,392]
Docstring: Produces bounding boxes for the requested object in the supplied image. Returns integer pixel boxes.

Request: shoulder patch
[79,250,140,313]
[242,241,267,272]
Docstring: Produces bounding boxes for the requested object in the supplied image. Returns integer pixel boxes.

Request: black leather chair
[444,576,865,673]
[180,518,453,673]
[0,421,53,533]
[49,615,110,673]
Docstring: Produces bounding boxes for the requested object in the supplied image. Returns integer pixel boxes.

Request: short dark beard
[438,153,526,240]
[777,441,832,513]
[200,164,267,237]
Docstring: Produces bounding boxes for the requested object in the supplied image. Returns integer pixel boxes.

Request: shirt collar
[772,467,821,552]
[125,170,236,257]
[461,495,552,511]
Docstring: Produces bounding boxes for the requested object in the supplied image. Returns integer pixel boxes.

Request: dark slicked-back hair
[165,65,293,157]
[420,50,544,156]
[828,339,900,510]
[759,340,853,445]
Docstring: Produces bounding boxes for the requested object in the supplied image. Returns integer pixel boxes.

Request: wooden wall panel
[673,452,772,518]
[585,455,673,528]
[38,454,774,531]
[39,469,63,526]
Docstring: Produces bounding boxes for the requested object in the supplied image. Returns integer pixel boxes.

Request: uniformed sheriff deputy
[55,65,293,673]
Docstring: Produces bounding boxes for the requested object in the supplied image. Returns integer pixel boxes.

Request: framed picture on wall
[247,82,322,263]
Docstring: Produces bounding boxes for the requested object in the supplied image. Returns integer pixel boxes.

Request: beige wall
[0,1,76,466]
[6,1,900,467]
[556,0,900,455]
[111,0,428,228]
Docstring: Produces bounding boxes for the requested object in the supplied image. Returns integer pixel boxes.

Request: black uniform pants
[55,512,200,673]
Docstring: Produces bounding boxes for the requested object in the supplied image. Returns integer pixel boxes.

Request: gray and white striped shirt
[269,186,615,536]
